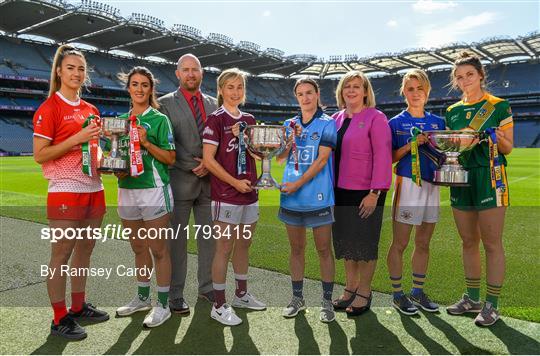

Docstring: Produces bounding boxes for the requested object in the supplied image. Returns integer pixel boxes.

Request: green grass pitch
[1,149,539,323]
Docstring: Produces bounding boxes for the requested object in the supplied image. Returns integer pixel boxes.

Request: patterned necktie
[191,95,204,136]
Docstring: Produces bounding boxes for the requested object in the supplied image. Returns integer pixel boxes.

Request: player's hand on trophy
[417,133,428,145]
[232,122,242,137]
[292,123,302,137]
[234,179,253,193]
[137,125,149,147]
[280,181,300,194]
[192,157,209,177]
[74,122,100,144]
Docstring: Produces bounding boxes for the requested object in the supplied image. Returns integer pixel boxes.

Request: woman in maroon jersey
[202,68,266,326]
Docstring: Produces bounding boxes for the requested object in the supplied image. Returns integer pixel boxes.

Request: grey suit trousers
[168,179,215,300]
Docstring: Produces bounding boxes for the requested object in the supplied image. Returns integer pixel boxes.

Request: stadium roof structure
[0,0,538,78]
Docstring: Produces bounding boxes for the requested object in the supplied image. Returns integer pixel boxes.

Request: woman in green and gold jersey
[445,52,514,327]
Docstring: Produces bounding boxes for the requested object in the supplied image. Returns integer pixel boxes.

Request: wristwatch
[370,189,381,196]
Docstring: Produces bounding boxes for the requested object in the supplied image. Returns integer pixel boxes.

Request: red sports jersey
[33,92,103,193]
[202,106,257,205]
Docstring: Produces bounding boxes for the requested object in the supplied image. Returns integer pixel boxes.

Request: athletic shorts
[211,201,259,225]
[47,190,106,220]
[278,206,334,228]
[118,185,173,221]
[392,175,440,225]
[450,165,509,211]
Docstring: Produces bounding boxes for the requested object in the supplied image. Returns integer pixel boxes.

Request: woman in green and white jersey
[114,67,176,328]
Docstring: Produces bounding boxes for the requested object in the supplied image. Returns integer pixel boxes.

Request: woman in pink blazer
[331,70,392,316]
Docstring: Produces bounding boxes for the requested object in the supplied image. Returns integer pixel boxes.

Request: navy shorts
[278,206,334,228]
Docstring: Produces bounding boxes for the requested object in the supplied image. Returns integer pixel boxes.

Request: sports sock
[465,277,481,301]
[138,281,151,301]
[292,280,304,298]
[235,274,248,298]
[411,273,426,297]
[322,281,334,301]
[157,285,169,307]
[213,283,226,309]
[391,275,404,299]
[52,300,68,325]
[486,283,502,309]
[71,291,85,313]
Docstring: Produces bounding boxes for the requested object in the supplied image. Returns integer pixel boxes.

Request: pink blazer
[332,108,392,191]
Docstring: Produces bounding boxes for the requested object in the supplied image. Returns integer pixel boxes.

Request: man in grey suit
[158,54,217,314]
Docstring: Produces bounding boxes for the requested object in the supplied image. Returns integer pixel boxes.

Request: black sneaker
[393,294,419,315]
[69,302,110,322]
[169,297,190,314]
[50,314,87,340]
[410,291,439,312]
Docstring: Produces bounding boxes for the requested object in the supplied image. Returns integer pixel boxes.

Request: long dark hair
[118,66,160,109]
[450,51,488,94]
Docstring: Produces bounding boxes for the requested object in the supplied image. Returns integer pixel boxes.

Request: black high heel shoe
[332,288,357,310]
[345,292,372,317]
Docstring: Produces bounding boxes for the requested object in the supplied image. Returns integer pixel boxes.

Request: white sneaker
[142,302,171,328]
[116,296,152,316]
[232,292,267,311]
[211,303,242,326]
[282,296,306,318]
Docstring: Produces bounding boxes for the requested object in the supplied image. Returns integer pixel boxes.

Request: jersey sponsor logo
[358,121,365,128]
[477,108,488,119]
[36,115,43,126]
[226,138,238,153]
[203,126,214,136]
[296,145,315,165]
[63,114,76,121]
[310,132,320,140]
[141,123,151,130]
[168,133,174,144]
[317,193,323,201]
[430,123,439,129]
[481,197,494,204]
[225,210,232,218]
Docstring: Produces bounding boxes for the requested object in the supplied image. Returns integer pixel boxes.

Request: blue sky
[104,0,538,58]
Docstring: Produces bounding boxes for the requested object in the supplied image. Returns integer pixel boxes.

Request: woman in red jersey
[33,45,109,340]
[202,68,266,326]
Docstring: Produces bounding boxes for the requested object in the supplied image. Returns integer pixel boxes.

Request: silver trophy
[426,130,482,186]
[98,117,130,173]
[244,125,287,190]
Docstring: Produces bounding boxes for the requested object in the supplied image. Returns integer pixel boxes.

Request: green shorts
[450,165,509,211]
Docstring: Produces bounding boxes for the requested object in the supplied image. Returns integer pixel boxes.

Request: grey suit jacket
[158,88,218,201]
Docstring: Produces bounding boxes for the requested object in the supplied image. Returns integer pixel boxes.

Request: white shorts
[118,185,174,221]
[211,201,259,225]
[392,176,440,225]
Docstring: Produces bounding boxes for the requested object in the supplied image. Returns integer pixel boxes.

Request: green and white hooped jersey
[118,107,175,189]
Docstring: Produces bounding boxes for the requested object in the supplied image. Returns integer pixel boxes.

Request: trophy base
[433,166,469,187]
[253,174,281,190]
[99,157,129,174]
[98,167,130,174]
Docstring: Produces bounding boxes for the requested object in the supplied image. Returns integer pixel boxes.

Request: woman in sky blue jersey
[386,69,445,316]
[277,78,337,323]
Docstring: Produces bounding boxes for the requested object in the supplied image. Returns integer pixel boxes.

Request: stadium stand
[0,0,538,153]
